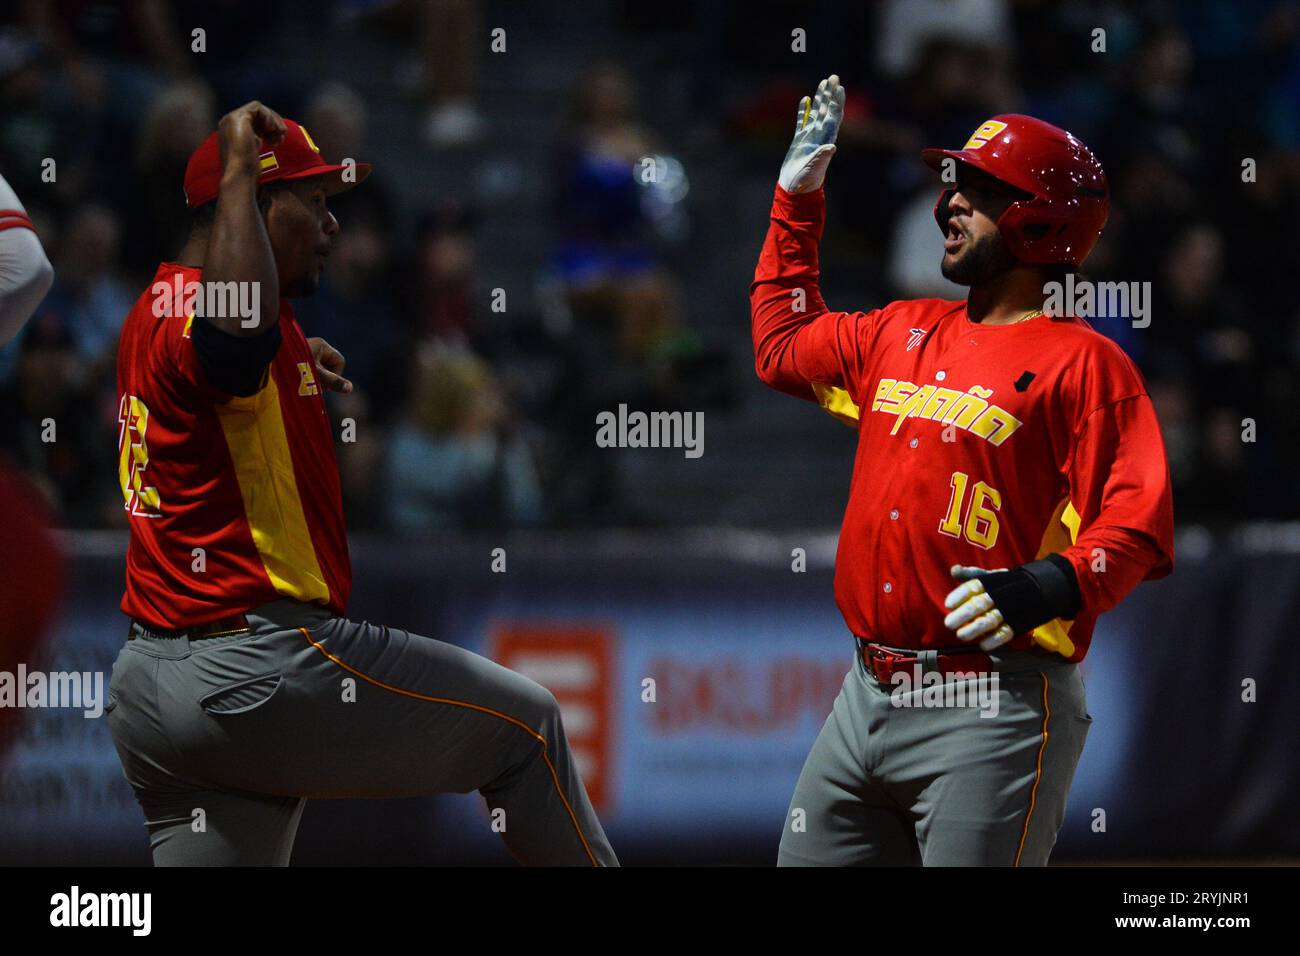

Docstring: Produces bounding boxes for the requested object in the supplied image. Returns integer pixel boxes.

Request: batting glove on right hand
[943,556,1083,652]
[779,74,845,194]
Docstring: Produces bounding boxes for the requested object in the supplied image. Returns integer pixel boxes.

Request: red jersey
[115,263,351,628]
[751,186,1174,662]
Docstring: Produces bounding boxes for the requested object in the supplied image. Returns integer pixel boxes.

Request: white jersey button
[909,437,919,448]
[936,370,947,381]
[883,582,893,593]
[889,509,899,520]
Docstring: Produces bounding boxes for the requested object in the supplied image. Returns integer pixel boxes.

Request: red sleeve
[749,185,881,404]
[139,271,219,401]
[160,313,207,387]
[1060,391,1175,617]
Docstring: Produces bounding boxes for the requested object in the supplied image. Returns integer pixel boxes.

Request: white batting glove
[778,74,845,194]
[943,564,1015,651]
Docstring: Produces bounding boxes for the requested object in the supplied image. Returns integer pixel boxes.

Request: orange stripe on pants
[297,627,600,866]
[1014,671,1051,867]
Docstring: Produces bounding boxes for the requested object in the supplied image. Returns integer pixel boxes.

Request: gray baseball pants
[106,599,617,866]
[777,642,1092,866]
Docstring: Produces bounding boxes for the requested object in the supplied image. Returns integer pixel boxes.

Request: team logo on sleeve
[906,328,928,351]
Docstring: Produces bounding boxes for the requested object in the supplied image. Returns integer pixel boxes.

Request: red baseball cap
[183,118,372,208]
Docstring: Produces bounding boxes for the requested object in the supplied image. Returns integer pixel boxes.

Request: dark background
[0,0,1297,866]
[2,0,1298,531]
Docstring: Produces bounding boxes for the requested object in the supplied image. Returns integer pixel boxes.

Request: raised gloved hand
[942,555,1082,651]
[779,74,845,194]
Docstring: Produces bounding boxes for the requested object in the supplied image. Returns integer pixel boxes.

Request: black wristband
[976,554,1081,635]
[191,315,282,397]
[1022,554,1082,620]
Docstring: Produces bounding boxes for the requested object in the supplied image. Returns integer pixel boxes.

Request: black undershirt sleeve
[190,314,283,398]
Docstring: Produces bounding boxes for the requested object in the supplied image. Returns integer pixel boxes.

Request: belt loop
[855,637,878,682]
[918,649,938,676]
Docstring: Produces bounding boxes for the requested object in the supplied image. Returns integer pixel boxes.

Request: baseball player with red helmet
[106,102,616,865]
[753,76,1174,865]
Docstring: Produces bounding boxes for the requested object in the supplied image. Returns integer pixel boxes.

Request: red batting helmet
[921,114,1109,268]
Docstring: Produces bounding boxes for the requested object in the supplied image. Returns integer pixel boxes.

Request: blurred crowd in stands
[1,0,1297,532]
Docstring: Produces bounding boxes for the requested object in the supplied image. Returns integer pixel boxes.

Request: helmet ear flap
[933,188,955,229]
[998,198,1075,264]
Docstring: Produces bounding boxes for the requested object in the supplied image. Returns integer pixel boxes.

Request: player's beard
[941,229,1018,286]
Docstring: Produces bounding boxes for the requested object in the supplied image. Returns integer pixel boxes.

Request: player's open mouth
[944,217,967,253]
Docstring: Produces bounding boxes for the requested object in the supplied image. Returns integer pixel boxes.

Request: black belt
[129,613,251,641]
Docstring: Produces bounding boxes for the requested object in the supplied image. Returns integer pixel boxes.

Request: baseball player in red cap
[753,76,1174,865]
[107,102,617,865]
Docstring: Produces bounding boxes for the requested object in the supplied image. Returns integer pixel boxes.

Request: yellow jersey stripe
[1029,497,1082,657]
[812,382,862,426]
[216,375,329,604]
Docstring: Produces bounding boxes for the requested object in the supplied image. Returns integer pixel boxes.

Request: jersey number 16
[938,471,1001,550]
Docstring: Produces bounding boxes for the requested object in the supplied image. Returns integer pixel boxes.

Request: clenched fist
[218,101,287,180]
